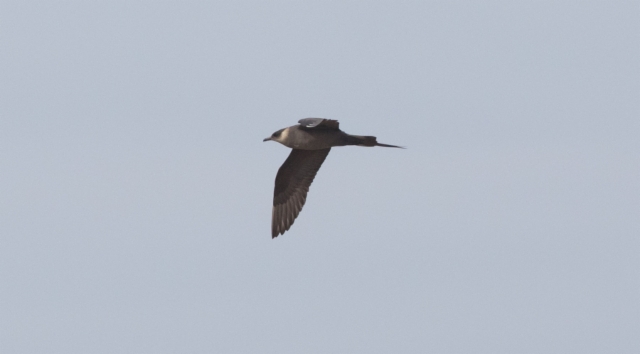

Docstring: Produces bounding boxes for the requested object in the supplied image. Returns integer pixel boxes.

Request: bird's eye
[273,130,282,137]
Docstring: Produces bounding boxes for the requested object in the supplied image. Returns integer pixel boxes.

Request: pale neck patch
[278,127,290,143]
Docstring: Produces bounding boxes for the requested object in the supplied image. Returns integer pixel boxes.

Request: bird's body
[271,126,350,150]
[264,118,402,238]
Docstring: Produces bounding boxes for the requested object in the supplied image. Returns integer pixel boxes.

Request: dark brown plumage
[264,118,402,238]
[272,148,330,238]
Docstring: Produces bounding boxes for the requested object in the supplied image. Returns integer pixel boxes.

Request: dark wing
[272,148,331,238]
[298,118,340,130]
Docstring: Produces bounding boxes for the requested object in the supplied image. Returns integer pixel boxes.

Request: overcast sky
[1,1,638,353]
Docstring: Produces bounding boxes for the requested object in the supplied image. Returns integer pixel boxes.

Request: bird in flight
[264,118,403,238]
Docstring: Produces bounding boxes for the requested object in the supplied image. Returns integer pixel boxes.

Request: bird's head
[263,128,288,144]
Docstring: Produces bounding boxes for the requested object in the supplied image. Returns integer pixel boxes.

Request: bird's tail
[346,135,404,148]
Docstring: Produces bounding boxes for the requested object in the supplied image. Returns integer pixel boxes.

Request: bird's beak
[263,137,272,142]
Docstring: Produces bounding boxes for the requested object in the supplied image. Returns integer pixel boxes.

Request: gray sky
[1,1,638,353]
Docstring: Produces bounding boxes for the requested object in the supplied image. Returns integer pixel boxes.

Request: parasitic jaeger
[264,118,403,238]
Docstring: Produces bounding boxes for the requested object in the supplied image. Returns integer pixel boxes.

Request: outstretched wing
[298,118,340,130]
[272,148,331,238]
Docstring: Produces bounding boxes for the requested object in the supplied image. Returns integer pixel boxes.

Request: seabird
[264,118,402,238]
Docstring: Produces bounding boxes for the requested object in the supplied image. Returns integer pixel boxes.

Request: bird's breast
[289,130,342,150]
